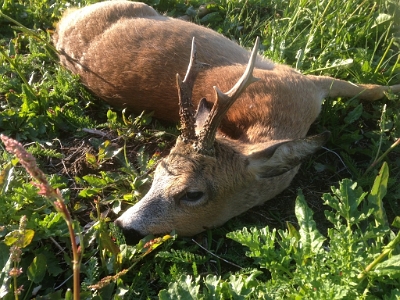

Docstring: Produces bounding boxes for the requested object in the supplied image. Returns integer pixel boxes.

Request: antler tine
[177,37,206,142]
[195,37,261,154]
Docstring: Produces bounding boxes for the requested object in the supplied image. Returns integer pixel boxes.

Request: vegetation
[0,0,399,298]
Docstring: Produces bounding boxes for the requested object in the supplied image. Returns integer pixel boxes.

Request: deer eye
[180,191,204,202]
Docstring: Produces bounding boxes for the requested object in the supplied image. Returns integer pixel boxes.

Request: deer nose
[114,219,144,245]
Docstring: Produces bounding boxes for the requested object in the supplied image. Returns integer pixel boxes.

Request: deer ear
[247,131,330,178]
[194,98,211,135]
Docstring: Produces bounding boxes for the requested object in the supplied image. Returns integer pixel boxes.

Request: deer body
[54,1,400,242]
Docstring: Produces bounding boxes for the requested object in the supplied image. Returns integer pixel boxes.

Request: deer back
[54,1,324,142]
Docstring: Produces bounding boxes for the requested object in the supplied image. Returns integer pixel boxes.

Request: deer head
[115,38,329,243]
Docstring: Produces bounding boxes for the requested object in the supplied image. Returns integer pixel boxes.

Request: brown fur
[53,1,400,241]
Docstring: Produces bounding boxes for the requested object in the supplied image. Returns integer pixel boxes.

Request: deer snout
[114,218,144,245]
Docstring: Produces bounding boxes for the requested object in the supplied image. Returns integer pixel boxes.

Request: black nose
[114,219,145,245]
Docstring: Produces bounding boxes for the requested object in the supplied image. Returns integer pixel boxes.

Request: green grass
[0,0,399,299]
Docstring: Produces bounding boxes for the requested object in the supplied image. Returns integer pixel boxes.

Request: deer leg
[307,75,400,101]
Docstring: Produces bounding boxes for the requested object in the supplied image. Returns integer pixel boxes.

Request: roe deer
[53,1,400,243]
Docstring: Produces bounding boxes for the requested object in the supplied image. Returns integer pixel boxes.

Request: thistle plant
[0,134,82,300]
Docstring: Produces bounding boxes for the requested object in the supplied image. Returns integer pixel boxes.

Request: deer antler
[194,37,261,154]
[177,37,208,142]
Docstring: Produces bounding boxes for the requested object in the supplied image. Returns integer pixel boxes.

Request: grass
[0,0,399,299]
